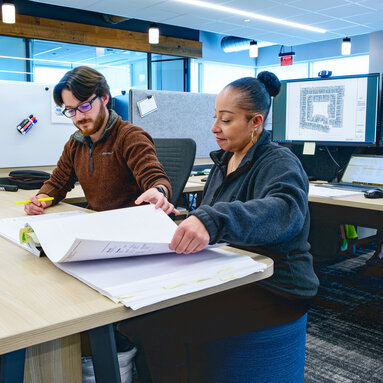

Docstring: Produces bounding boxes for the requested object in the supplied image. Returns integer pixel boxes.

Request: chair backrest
[153,138,196,206]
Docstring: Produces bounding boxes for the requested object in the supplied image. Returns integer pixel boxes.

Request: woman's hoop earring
[251,129,257,145]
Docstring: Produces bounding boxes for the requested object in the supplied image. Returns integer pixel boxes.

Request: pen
[14,197,54,205]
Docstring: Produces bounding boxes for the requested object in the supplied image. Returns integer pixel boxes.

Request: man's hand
[135,188,180,216]
[24,194,53,215]
[169,215,210,254]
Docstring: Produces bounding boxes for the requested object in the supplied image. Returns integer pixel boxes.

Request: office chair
[153,138,196,207]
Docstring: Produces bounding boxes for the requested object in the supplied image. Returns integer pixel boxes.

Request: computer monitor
[272,73,380,146]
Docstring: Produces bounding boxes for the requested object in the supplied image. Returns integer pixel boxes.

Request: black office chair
[153,138,196,207]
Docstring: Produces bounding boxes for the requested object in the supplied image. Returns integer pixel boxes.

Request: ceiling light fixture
[341,37,351,56]
[249,41,258,58]
[173,0,326,33]
[2,0,15,24]
[148,23,159,44]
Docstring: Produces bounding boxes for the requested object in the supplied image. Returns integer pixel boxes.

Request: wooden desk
[308,185,383,257]
[309,189,383,230]
[0,194,273,383]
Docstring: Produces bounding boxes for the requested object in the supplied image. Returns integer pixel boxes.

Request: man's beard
[75,106,106,137]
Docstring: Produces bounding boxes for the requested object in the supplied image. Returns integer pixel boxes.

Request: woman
[119,72,319,383]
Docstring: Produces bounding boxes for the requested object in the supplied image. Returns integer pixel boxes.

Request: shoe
[361,251,383,277]
[366,251,383,265]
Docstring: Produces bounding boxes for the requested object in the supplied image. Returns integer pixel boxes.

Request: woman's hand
[24,194,53,215]
[135,188,180,216]
[169,215,210,254]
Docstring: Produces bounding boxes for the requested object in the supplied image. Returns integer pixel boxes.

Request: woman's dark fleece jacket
[190,130,319,299]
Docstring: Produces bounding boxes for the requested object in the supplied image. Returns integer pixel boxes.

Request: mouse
[364,189,383,199]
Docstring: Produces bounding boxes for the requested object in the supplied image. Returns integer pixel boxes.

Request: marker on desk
[14,197,54,205]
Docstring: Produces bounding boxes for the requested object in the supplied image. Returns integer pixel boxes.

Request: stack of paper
[0,205,268,310]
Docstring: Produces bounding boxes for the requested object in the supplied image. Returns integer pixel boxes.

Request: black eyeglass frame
[62,95,99,118]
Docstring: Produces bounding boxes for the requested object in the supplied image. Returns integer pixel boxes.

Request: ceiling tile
[356,0,383,11]
[345,10,383,24]
[222,0,281,11]
[313,18,358,30]
[259,4,309,19]
[285,0,350,12]
[330,24,374,35]
[321,4,372,18]
[285,12,334,24]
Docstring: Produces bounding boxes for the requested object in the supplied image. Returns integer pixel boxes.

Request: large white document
[0,205,268,309]
[25,204,178,263]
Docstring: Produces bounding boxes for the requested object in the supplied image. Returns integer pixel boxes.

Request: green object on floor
[345,224,358,239]
[340,239,348,252]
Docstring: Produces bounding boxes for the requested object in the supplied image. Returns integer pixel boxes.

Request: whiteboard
[0,80,76,168]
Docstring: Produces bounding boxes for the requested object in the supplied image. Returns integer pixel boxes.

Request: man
[25,66,176,215]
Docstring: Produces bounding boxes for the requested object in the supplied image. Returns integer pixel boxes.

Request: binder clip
[16,114,38,135]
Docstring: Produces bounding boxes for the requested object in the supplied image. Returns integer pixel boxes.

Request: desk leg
[0,349,26,383]
[24,334,82,383]
[88,324,122,383]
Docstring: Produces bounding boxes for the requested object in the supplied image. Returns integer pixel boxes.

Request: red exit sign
[280,54,294,66]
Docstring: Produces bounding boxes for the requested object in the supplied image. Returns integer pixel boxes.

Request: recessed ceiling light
[244,19,250,23]
[174,0,326,33]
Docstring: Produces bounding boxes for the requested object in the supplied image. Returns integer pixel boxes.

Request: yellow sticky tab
[219,274,236,281]
[162,282,185,290]
[116,293,141,302]
[194,277,212,283]
[217,266,235,274]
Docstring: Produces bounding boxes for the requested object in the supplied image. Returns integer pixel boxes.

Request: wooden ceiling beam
[0,15,202,58]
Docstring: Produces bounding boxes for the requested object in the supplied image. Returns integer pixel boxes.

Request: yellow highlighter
[14,197,54,205]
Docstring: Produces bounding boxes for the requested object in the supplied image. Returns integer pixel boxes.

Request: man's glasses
[62,95,98,118]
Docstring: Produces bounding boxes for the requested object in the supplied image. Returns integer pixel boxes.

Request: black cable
[325,146,340,168]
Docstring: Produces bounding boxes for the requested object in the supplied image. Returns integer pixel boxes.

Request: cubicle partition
[128,89,217,158]
[0,80,76,168]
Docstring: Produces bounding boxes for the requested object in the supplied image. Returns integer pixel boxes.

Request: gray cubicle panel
[129,89,217,158]
[0,80,76,168]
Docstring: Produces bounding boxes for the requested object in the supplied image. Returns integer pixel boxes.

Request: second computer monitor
[272,73,380,146]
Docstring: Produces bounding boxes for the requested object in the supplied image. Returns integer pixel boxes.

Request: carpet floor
[305,249,383,383]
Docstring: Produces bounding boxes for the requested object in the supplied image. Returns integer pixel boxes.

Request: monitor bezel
[272,73,381,147]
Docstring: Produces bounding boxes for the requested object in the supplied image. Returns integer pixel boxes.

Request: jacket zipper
[88,143,94,171]
[210,161,251,205]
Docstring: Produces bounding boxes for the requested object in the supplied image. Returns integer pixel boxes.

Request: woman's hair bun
[257,71,281,97]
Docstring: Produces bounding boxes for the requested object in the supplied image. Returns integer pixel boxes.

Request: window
[31,40,147,97]
[191,60,255,93]
[312,56,369,77]
[0,35,29,81]
[256,62,309,80]
[0,37,148,97]
[151,54,186,91]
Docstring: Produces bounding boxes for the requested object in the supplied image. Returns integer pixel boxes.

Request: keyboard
[315,183,369,191]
